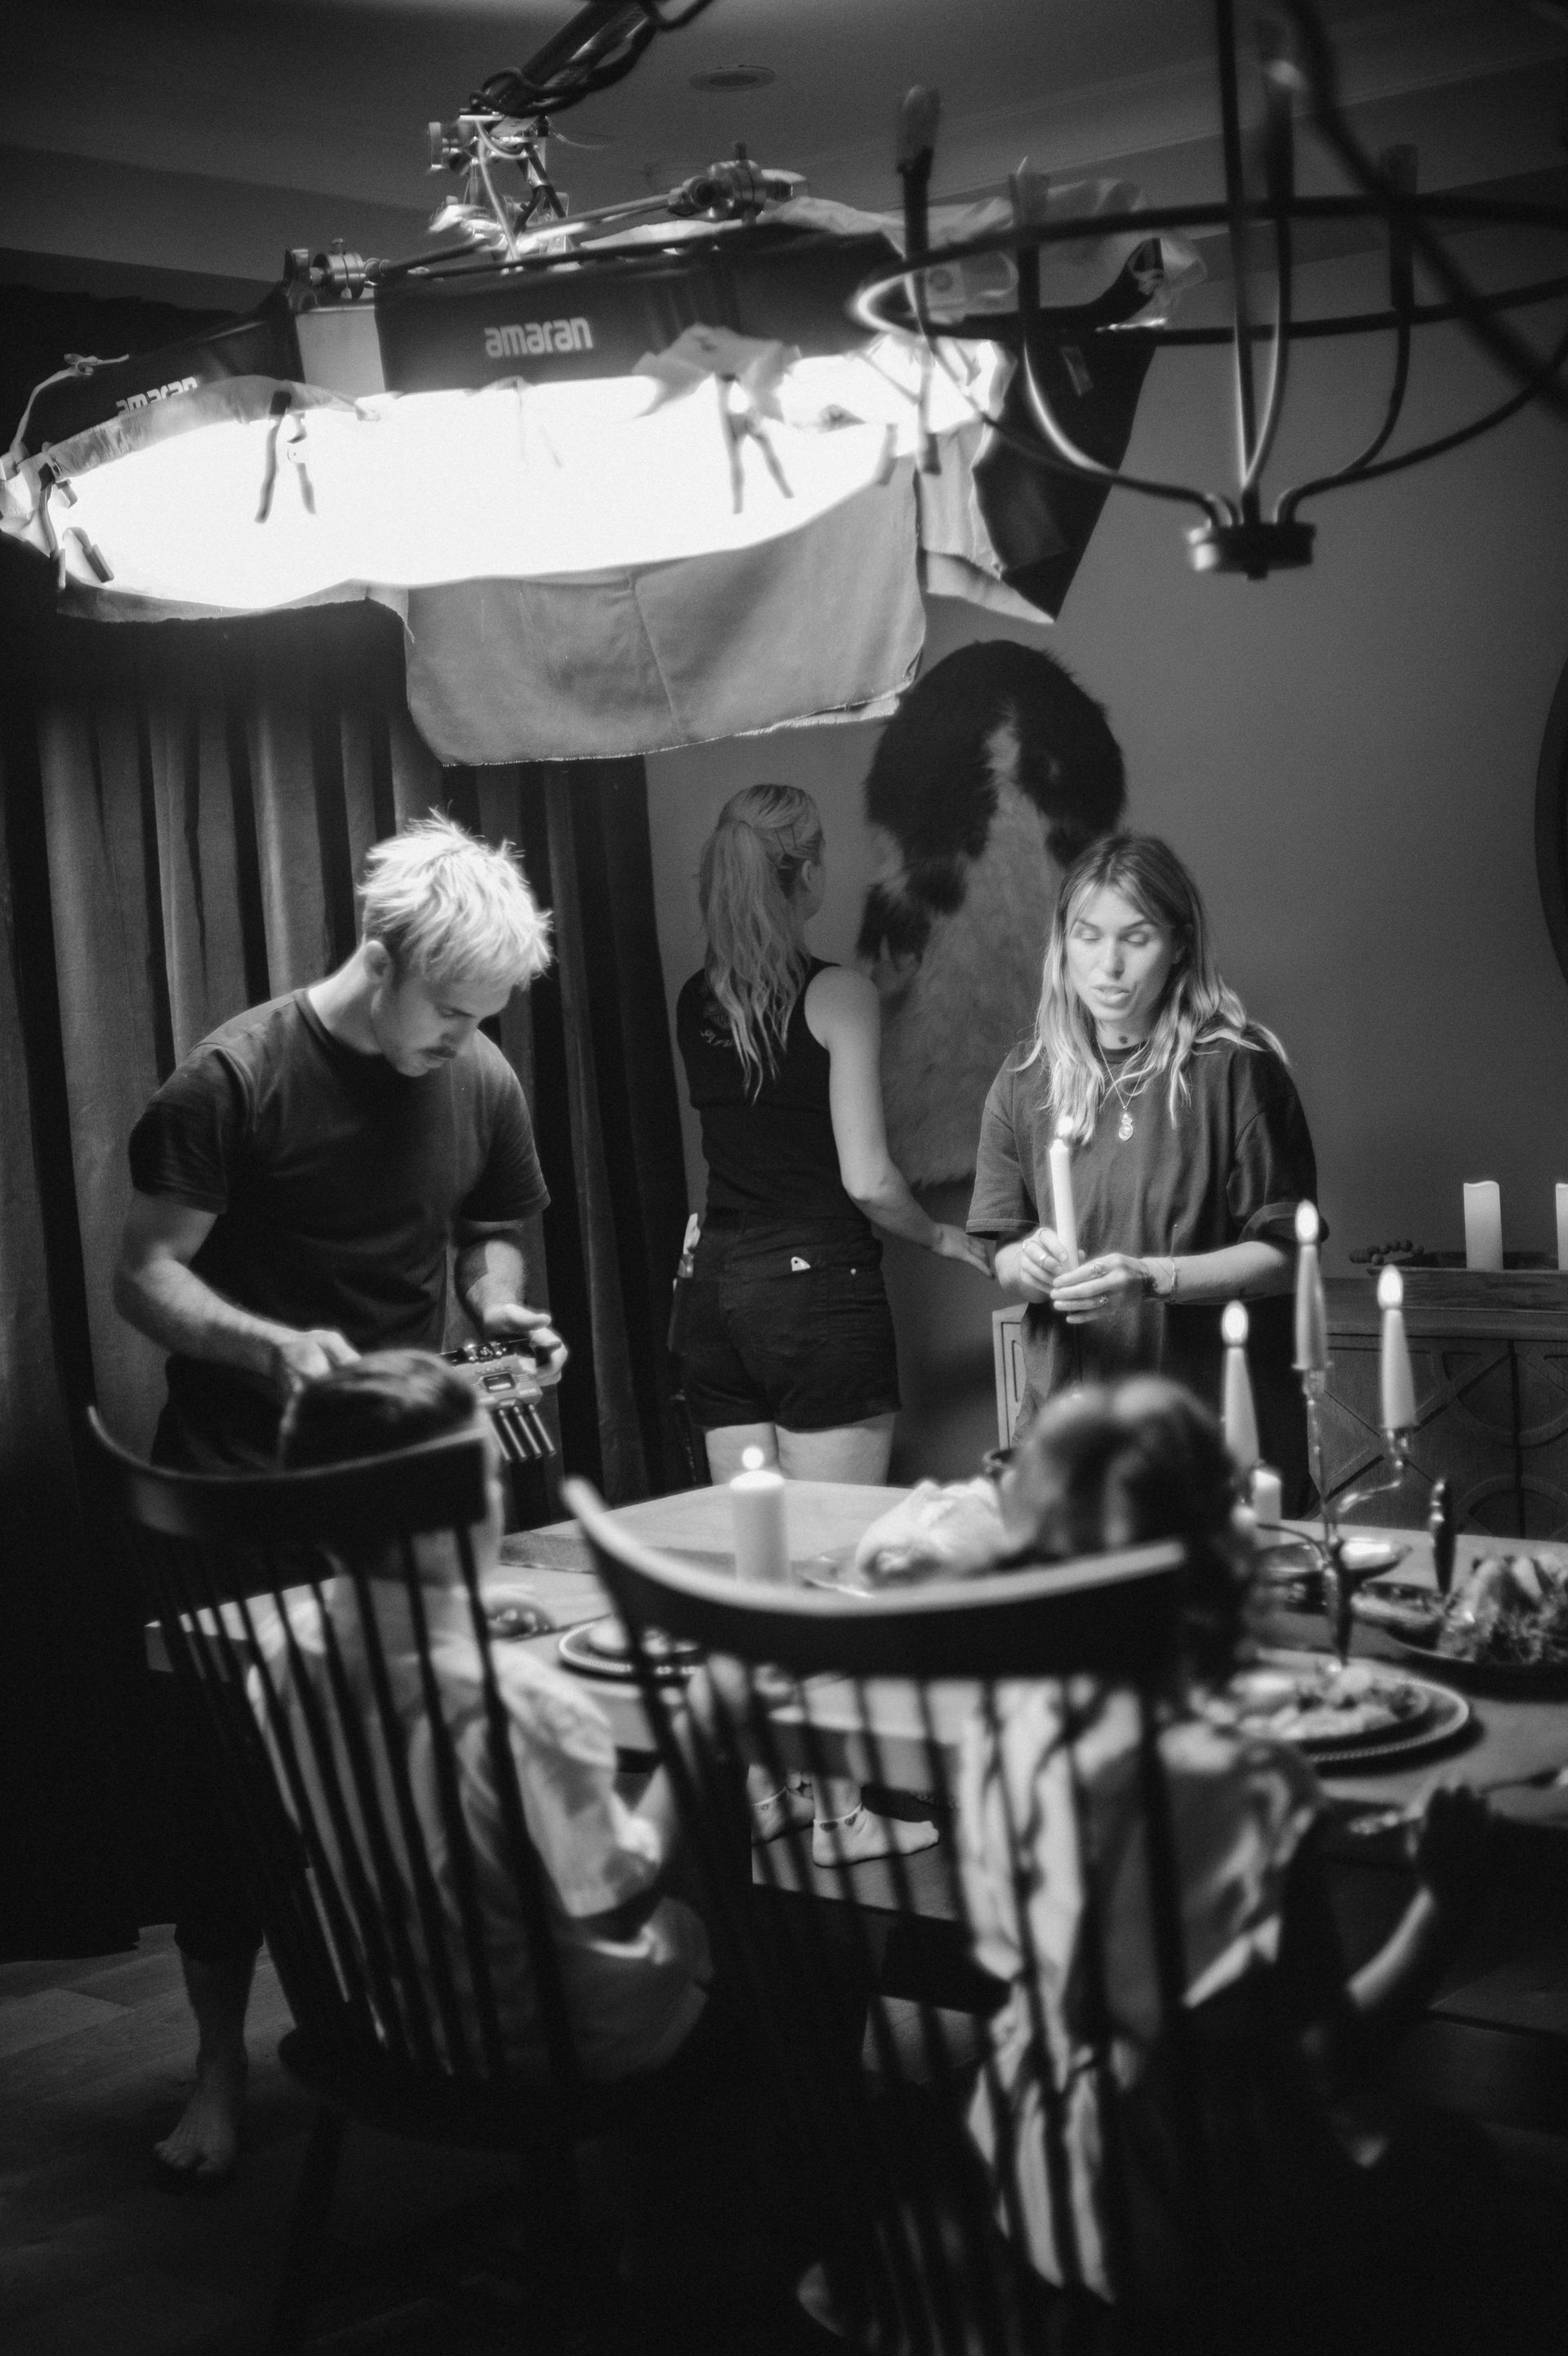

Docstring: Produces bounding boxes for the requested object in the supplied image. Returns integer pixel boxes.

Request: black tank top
[675,960,875,1235]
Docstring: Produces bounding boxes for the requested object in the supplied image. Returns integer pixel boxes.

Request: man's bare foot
[153,2044,247,2187]
[153,1946,257,2189]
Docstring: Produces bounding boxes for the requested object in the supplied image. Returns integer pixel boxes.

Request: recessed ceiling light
[689,65,776,92]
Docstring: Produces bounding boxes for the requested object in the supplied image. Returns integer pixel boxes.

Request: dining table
[144,1478,1568,1842]
[494,1483,1568,1836]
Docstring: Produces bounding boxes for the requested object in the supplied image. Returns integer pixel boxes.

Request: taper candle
[1049,1117,1080,1267]
[1293,1200,1330,1373]
[1220,1300,1259,1472]
[1557,1185,1568,1273]
[730,1446,789,1584]
[1377,1265,1417,1434]
[1463,1180,1503,1272]
[1250,1465,1284,1525]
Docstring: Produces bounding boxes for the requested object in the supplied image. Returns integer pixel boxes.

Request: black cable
[470,0,721,120]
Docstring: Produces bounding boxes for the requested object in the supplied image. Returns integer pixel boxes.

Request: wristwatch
[1143,1257,1178,1299]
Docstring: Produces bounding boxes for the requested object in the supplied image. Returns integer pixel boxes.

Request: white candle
[1049,1118,1080,1266]
[1250,1465,1284,1525]
[1463,1180,1503,1272]
[1556,1184,1568,1272]
[730,1445,790,1584]
[1292,1200,1329,1374]
[1220,1300,1259,1472]
[1377,1264,1417,1434]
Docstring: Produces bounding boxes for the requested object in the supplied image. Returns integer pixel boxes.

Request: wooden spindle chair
[91,1412,694,2352]
[566,1473,1236,2356]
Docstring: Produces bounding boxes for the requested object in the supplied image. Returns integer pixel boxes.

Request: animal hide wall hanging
[856,640,1127,1186]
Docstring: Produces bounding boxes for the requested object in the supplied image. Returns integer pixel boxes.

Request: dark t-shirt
[675,961,875,1246]
[968,1028,1316,1497]
[128,991,549,1469]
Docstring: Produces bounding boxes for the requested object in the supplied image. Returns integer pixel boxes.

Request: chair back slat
[239,1571,418,2063]
[92,1410,590,2104]
[567,1475,1217,2350]
[449,1525,581,2089]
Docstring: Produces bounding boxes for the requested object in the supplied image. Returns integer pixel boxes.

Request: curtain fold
[0,559,689,1957]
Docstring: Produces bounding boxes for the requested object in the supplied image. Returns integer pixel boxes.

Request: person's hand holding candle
[1002,1223,1076,1302]
[1048,1251,1152,1323]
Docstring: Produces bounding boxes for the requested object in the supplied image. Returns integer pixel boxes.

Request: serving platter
[1377,1632,1568,1694]
[1352,1579,1568,1690]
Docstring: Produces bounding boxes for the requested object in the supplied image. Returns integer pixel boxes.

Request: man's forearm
[454,1230,528,1326]
[114,1255,292,1382]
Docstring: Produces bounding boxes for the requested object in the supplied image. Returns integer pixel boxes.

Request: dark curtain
[0,534,691,1960]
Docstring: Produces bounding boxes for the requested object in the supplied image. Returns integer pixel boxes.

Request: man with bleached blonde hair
[115,813,564,2185]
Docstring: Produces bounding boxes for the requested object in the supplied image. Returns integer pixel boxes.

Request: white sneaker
[811,1806,940,1868]
[750,1779,816,1846]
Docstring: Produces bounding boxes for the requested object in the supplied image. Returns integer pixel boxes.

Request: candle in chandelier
[1377,1264,1417,1434]
[1049,1117,1080,1267]
[730,1445,790,1584]
[1250,1465,1284,1524]
[1557,1185,1568,1272]
[1220,1300,1259,1472]
[1293,1200,1330,1374]
[1463,1180,1503,1272]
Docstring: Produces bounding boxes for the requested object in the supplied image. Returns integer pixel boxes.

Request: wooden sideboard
[1322,1272,1568,1539]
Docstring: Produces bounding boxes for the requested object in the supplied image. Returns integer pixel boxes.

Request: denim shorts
[675,1214,900,1433]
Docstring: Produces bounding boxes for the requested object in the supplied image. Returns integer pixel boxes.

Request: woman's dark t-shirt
[967,1028,1316,1496]
[128,991,549,1468]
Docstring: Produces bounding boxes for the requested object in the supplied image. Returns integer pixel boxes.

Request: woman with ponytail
[968,833,1319,1504]
[676,784,988,1861]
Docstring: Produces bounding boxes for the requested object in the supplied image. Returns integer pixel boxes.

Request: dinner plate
[557,1619,699,1683]
[1228,1651,1472,1770]
[1307,1678,1472,1770]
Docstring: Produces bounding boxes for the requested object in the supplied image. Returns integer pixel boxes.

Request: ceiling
[2,0,1564,305]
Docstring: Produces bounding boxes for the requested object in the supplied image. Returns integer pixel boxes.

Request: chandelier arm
[635,0,721,25]
[1146,272,1568,345]
[1275,316,1410,521]
[853,198,1568,332]
[1241,37,1298,500]
[1278,0,1568,422]
[1018,347,1236,528]
[1215,0,1261,489]
[1242,208,1294,500]
[1280,312,1568,515]
[1274,172,1417,520]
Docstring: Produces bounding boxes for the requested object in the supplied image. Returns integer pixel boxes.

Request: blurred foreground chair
[91,1413,684,2353]
[565,1474,1231,2356]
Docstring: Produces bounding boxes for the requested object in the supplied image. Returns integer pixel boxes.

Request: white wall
[650,237,1568,1477]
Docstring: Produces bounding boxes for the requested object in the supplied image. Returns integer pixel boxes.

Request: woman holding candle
[676,783,988,1857]
[969,833,1318,1506]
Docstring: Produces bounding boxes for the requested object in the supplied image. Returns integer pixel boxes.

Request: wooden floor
[0,1928,817,2356]
[6,1916,1568,2354]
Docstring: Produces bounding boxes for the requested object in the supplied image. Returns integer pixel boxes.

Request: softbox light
[1,214,1175,763]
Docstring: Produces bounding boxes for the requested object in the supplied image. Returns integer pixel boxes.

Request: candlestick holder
[1303,1374,1356,1665]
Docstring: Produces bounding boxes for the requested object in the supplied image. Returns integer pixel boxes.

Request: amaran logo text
[116,376,200,413]
[483,318,594,359]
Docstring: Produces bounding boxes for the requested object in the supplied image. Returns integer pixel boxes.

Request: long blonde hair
[697,784,824,1093]
[1023,834,1280,1141]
